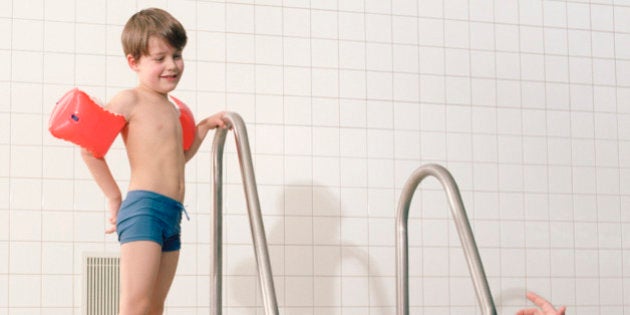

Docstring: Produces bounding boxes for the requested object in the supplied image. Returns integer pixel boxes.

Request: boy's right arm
[81,149,121,233]
[79,90,133,233]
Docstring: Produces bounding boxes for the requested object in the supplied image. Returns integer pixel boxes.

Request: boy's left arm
[184,111,227,161]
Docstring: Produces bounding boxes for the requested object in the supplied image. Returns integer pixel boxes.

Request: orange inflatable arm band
[48,88,126,158]
[169,95,196,151]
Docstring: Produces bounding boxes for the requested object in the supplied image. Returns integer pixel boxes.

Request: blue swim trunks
[116,190,187,252]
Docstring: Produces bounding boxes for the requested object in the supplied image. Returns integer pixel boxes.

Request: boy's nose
[165,57,178,69]
[166,59,176,69]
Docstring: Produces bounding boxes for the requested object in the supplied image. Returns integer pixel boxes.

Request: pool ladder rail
[211,112,279,315]
[210,113,495,315]
[396,164,497,315]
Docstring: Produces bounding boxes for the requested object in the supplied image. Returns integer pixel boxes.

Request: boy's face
[128,36,184,95]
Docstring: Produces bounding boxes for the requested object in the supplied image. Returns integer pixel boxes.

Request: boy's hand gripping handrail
[211,112,279,315]
[396,164,496,315]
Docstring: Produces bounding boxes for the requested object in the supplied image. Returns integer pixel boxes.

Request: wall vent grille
[83,253,120,315]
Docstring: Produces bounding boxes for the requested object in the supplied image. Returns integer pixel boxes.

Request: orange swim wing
[169,95,196,151]
[49,88,126,158]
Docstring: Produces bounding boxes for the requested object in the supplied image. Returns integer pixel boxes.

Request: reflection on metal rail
[396,164,496,315]
[211,112,279,315]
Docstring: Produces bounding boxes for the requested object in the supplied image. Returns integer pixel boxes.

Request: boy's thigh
[120,241,163,298]
[150,250,180,304]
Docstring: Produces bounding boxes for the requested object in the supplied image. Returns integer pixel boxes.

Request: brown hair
[121,8,187,60]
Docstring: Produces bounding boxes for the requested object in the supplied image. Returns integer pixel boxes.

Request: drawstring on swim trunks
[182,205,190,221]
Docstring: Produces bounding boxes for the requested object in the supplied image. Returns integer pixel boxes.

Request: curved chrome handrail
[211,112,279,315]
[396,164,496,315]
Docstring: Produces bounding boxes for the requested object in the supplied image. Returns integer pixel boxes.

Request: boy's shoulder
[110,89,138,107]
[107,89,139,118]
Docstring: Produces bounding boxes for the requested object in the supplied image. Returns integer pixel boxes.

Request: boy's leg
[119,241,163,315]
[147,250,180,315]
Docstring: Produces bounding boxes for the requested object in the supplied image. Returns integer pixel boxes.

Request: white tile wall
[1,0,629,313]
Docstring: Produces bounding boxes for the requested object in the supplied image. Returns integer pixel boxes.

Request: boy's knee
[147,303,164,315]
[119,297,151,315]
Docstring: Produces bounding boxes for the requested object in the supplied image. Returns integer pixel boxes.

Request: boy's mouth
[162,74,179,80]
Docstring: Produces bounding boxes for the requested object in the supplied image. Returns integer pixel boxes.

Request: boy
[81,8,225,314]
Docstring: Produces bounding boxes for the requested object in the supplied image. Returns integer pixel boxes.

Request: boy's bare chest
[128,102,181,135]
[137,101,178,120]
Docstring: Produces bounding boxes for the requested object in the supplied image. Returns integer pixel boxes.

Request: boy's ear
[127,54,139,71]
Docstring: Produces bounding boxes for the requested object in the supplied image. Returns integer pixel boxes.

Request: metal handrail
[396,164,496,315]
[211,112,279,315]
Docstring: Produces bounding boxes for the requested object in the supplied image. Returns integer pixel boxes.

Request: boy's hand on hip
[105,196,121,234]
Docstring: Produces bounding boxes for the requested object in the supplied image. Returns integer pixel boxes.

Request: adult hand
[516,291,566,315]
